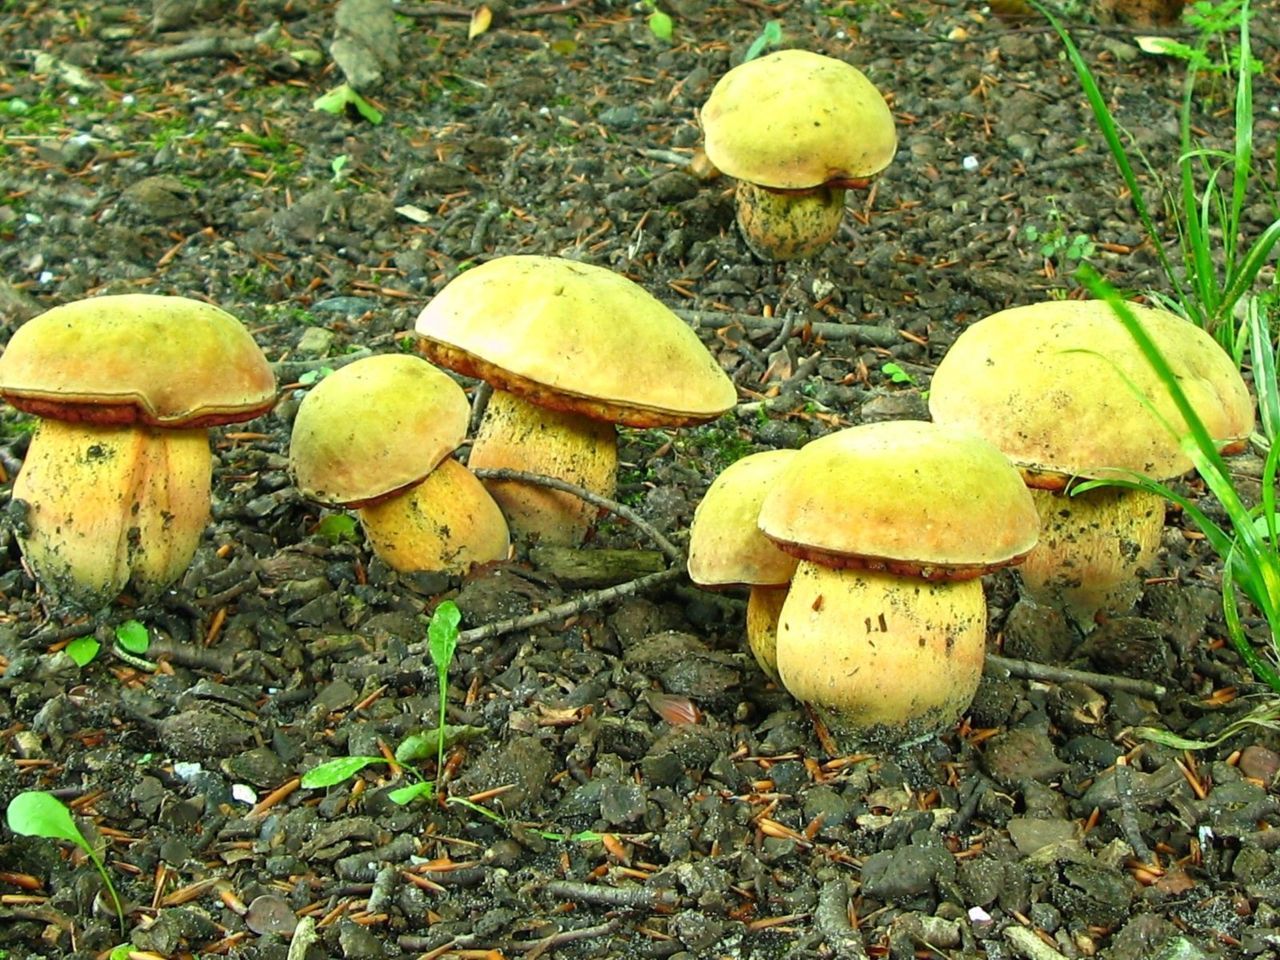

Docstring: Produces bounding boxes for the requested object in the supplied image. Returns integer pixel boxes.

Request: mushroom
[757,420,1039,746]
[288,354,509,574]
[0,294,276,609]
[700,49,897,261]
[687,449,799,681]
[415,255,738,545]
[928,299,1253,628]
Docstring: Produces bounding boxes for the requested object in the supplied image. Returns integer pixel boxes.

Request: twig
[413,566,684,651]
[674,307,901,348]
[471,468,684,565]
[1004,924,1069,960]
[1113,759,1154,863]
[515,918,621,957]
[137,22,281,63]
[541,880,682,910]
[814,880,868,959]
[271,348,373,381]
[984,652,1167,699]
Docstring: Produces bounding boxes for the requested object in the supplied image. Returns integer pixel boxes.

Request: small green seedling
[881,362,916,386]
[65,635,100,667]
[297,366,335,387]
[447,796,605,842]
[313,84,384,125]
[314,513,360,544]
[330,154,350,183]
[114,620,149,656]
[640,0,674,40]
[300,725,486,805]
[5,792,125,931]
[744,20,783,61]
[429,600,462,795]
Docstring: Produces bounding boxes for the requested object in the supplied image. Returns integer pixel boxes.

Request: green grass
[1036,0,1280,365]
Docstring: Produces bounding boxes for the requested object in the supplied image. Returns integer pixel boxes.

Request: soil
[2,0,1280,957]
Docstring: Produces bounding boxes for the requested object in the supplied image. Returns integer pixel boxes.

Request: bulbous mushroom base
[468,390,618,546]
[775,562,986,749]
[359,458,510,574]
[13,421,212,610]
[1018,486,1165,630]
[735,181,847,261]
[746,583,788,683]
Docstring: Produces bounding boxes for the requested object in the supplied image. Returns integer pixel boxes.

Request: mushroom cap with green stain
[688,449,799,587]
[415,256,737,428]
[289,354,469,506]
[758,420,1039,576]
[927,299,1254,483]
[0,294,276,428]
[701,49,897,190]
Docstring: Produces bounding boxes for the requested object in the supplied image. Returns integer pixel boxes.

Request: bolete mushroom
[757,420,1039,746]
[700,49,897,261]
[288,354,509,574]
[687,449,799,681]
[928,299,1253,628]
[415,255,738,545]
[0,294,276,609]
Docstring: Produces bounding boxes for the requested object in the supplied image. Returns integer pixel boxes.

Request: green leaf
[388,781,435,805]
[6,792,88,847]
[429,601,462,675]
[1132,726,1215,750]
[744,19,783,61]
[395,725,487,762]
[108,946,135,960]
[300,756,387,789]
[647,8,673,40]
[315,512,359,544]
[114,620,149,655]
[65,636,100,667]
[312,83,383,125]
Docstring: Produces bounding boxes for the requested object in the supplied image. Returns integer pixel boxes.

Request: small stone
[1238,744,1280,784]
[246,894,297,937]
[1006,816,1077,856]
[981,726,1069,786]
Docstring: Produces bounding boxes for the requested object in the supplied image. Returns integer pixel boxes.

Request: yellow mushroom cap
[758,420,1039,575]
[927,300,1254,482]
[289,354,469,506]
[688,449,800,587]
[700,49,897,190]
[415,256,737,428]
[0,294,276,427]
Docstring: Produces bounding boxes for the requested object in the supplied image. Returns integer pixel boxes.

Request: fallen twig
[984,652,1167,699]
[137,22,281,63]
[541,879,682,911]
[674,307,901,348]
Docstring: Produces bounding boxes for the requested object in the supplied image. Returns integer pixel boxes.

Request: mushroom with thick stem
[928,299,1253,629]
[415,255,738,546]
[758,420,1039,748]
[288,354,509,575]
[700,49,897,261]
[687,449,799,681]
[0,294,276,610]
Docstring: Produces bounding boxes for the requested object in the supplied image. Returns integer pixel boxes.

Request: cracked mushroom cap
[289,354,470,506]
[700,49,897,190]
[758,420,1039,577]
[927,299,1254,484]
[0,294,276,427]
[688,449,800,587]
[415,256,737,428]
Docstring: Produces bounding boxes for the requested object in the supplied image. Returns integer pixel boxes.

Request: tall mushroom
[688,449,799,681]
[288,354,509,574]
[928,299,1253,628]
[415,255,738,545]
[0,294,276,609]
[700,49,897,261]
[758,420,1039,746]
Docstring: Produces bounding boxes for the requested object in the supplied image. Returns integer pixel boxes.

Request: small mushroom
[288,354,509,574]
[700,49,897,261]
[687,449,799,681]
[928,299,1253,628]
[758,420,1039,746]
[0,294,276,609]
[416,255,737,545]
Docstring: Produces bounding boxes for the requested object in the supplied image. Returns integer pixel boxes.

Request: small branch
[674,308,901,348]
[514,918,621,957]
[471,467,684,565]
[271,348,373,382]
[541,880,682,911]
[814,880,868,960]
[137,22,281,63]
[984,652,1167,699]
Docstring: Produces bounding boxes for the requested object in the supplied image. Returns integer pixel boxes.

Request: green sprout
[881,361,916,386]
[639,0,674,40]
[313,84,384,125]
[428,600,462,795]
[64,635,100,667]
[114,620,149,656]
[5,792,125,931]
[744,20,783,62]
[314,513,360,544]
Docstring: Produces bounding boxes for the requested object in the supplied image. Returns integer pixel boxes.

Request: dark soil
[2,1,1280,957]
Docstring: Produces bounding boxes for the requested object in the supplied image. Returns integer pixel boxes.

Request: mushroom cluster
[416,255,738,545]
[0,294,276,609]
[700,49,897,260]
[929,299,1252,629]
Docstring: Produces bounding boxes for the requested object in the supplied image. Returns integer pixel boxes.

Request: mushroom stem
[14,420,212,608]
[735,181,846,261]
[468,390,618,545]
[1017,485,1165,630]
[746,583,788,683]
[775,562,986,748]
[358,458,510,574]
